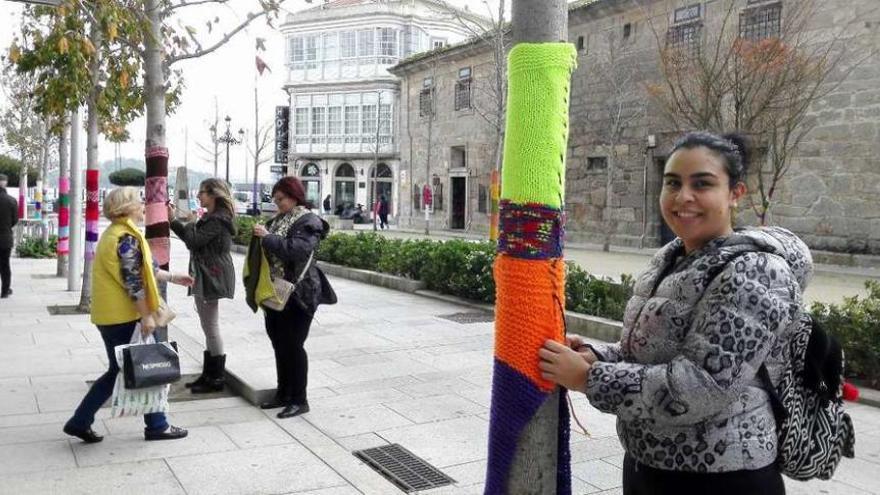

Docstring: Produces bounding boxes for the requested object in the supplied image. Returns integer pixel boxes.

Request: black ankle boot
[185,351,210,389]
[191,353,225,394]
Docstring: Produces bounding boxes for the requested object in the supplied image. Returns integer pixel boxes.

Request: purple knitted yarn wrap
[484,359,571,494]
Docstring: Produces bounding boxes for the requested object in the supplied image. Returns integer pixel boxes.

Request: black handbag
[122,341,181,389]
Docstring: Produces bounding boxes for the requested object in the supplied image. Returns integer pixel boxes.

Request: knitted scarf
[266,206,309,279]
[485,43,577,494]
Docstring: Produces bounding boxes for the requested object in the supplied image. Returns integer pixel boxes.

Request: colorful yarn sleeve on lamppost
[35,181,42,220]
[145,146,170,268]
[485,43,577,495]
[57,176,70,255]
[84,170,100,260]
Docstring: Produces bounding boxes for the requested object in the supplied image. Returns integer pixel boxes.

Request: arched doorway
[333,163,356,214]
[300,162,321,208]
[368,163,393,213]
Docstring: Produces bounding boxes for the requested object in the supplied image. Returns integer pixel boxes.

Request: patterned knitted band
[497,200,564,259]
[84,170,100,261]
[57,177,70,255]
[500,43,576,209]
[144,147,170,268]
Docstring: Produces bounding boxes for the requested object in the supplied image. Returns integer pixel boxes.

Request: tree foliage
[0,154,38,187]
[8,0,156,139]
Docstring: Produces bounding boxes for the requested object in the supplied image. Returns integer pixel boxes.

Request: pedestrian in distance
[64,187,193,443]
[323,194,332,215]
[540,132,810,495]
[0,173,18,299]
[168,178,236,394]
[247,176,336,419]
[378,194,389,230]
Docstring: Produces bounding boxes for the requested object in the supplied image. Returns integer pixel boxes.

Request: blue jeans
[66,320,168,433]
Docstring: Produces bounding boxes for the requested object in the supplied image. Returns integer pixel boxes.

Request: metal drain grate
[437,311,495,324]
[353,443,455,492]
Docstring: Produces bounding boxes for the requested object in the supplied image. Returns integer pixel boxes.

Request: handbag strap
[295,251,315,285]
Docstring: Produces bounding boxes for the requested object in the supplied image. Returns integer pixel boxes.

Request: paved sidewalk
[0,237,878,494]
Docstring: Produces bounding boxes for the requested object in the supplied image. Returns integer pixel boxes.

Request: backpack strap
[758,364,789,425]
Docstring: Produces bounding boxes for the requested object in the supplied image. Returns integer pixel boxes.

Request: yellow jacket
[90,218,160,325]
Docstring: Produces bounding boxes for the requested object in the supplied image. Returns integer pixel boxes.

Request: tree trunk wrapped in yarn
[485,42,577,495]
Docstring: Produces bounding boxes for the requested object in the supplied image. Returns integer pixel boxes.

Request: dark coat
[0,187,18,250]
[170,211,236,300]
[378,197,389,216]
[260,211,337,315]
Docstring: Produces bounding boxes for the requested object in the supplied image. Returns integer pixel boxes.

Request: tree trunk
[143,0,170,340]
[487,1,570,493]
[57,120,70,277]
[78,21,102,312]
[68,107,83,292]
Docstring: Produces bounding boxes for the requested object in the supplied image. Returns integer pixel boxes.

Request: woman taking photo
[64,187,193,443]
[250,177,336,419]
[169,178,236,394]
[540,132,812,494]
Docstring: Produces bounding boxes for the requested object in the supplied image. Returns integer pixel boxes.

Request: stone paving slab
[165,443,348,495]
[0,459,186,495]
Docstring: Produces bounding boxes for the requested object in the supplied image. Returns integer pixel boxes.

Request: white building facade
[280,0,483,217]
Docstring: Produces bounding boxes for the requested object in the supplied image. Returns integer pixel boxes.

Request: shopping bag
[110,326,173,418]
[123,339,180,389]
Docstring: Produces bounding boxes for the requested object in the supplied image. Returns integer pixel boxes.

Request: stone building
[388,34,502,232]
[393,0,880,254]
[279,0,486,217]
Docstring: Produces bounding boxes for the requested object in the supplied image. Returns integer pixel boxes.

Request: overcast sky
[0,0,506,182]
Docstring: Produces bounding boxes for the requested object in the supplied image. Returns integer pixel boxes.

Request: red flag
[255,55,271,75]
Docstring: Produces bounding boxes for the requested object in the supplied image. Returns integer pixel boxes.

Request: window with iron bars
[454,67,471,111]
[419,78,434,118]
[740,2,782,41]
[666,22,702,56]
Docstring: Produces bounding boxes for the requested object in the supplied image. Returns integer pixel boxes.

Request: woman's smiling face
[660,146,746,253]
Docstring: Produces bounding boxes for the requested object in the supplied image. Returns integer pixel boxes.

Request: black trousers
[623,455,785,495]
[0,246,11,294]
[264,301,313,405]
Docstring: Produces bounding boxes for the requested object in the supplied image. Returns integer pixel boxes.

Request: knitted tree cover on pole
[485,43,577,494]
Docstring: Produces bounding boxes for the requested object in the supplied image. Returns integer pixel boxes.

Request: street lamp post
[217,115,244,184]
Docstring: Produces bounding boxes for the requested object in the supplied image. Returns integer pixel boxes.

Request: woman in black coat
[252,176,336,418]
[169,178,236,394]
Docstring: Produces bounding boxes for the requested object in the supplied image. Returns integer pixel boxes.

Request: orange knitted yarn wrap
[494,254,566,392]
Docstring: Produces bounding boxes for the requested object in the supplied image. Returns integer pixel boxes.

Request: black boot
[185,350,210,389]
[191,353,225,394]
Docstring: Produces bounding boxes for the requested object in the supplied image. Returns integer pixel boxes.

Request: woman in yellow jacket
[63,187,193,443]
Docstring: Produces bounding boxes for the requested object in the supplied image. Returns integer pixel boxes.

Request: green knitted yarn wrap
[501,43,577,209]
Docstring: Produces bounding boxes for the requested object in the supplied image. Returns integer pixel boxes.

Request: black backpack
[759,313,855,480]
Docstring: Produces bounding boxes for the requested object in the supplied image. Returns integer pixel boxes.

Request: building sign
[274,106,290,163]
[674,4,701,23]
[270,165,288,174]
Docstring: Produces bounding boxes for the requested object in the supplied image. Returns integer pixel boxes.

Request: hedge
[811,281,880,388]
[314,232,632,320]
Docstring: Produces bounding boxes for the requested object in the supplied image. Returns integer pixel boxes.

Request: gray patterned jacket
[586,227,812,473]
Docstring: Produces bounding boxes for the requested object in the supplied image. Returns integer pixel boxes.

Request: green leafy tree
[10,0,149,311]
[0,154,37,187]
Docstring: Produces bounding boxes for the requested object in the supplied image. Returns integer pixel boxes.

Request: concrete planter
[564,311,623,343]
[317,261,427,293]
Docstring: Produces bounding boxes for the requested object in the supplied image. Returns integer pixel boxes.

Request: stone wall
[394,0,880,253]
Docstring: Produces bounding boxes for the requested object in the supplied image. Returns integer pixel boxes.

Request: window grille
[294,108,309,136]
[379,103,392,135]
[340,31,356,58]
[587,156,608,170]
[358,29,374,57]
[740,3,782,41]
[666,22,702,55]
[454,67,471,111]
[379,28,397,57]
[362,104,377,135]
[323,32,338,60]
[419,79,434,118]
